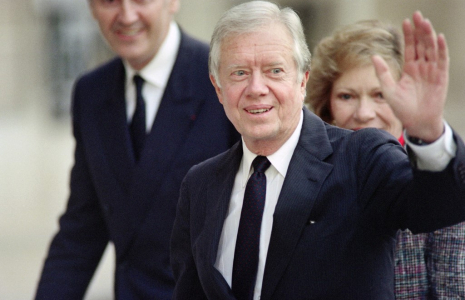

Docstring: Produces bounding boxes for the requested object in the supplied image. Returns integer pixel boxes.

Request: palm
[373,11,449,142]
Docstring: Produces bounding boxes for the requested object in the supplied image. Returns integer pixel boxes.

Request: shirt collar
[124,21,181,88]
[241,109,304,185]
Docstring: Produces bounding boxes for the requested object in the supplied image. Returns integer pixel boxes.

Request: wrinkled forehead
[220,25,293,56]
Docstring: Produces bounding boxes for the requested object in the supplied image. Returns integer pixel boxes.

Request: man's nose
[117,0,139,24]
[247,73,269,98]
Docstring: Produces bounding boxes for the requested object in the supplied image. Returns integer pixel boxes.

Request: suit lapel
[97,59,134,191]
[135,45,200,182]
[206,142,242,257]
[199,142,243,297]
[261,109,334,299]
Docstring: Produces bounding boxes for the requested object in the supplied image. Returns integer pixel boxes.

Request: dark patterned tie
[130,75,146,161]
[232,155,271,300]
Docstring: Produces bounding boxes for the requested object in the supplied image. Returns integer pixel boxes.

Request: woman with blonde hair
[307,18,465,299]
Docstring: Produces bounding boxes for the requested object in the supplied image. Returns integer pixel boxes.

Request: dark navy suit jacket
[35,32,239,300]
[170,108,465,300]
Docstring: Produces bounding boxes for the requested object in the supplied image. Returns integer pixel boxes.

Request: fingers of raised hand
[409,11,439,62]
[371,55,396,99]
[403,18,415,62]
[437,33,450,72]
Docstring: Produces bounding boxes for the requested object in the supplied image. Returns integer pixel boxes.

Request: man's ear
[300,71,309,101]
[210,74,223,104]
[301,71,309,91]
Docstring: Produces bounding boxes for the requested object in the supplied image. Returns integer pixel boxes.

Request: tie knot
[252,156,270,173]
[133,75,144,91]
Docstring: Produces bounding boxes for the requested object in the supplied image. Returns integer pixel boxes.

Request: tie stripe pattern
[130,75,146,161]
[232,155,271,300]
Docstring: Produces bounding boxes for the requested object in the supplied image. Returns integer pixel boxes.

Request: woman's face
[330,65,403,138]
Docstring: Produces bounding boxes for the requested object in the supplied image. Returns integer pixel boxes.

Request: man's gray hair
[209,0,311,86]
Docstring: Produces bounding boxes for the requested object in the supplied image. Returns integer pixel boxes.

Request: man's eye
[98,0,118,5]
[233,70,245,76]
[271,68,282,74]
[134,0,153,4]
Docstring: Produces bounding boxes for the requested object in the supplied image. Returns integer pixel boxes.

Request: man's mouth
[246,108,271,114]
[118,28,142,36]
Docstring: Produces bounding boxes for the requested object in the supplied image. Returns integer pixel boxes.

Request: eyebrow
[226,64,247,70]
[226,61,285,70]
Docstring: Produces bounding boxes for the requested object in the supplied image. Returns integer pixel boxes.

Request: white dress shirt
[215,109,456,300]
[123,21,181,133]
[404,121,456,171]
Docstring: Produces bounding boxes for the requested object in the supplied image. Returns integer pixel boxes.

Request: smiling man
[170,1,465,299]
[34,0,239,299]
[211,21,307,157]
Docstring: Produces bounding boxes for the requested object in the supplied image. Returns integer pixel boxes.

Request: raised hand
[372,11,449,142]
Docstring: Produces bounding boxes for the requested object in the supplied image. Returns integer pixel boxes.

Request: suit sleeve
[170,173,208,300]
[357,128,465,234]
[405,130,465,232]
[35,82,109,300]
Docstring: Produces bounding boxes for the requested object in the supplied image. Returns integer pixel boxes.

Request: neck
[243,135,290,157]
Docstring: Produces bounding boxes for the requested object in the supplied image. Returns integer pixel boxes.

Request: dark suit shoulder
[179,31,210,56]
[321,124,409,192]
[70,57,124,110]
[324,122,352,142]
[76,57,124,89]
[325,123,400,153]
[171,31,212,94]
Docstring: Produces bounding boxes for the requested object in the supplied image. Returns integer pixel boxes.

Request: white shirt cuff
[404,122,457,171]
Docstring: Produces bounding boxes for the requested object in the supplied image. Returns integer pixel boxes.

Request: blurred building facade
[0,1,463,299]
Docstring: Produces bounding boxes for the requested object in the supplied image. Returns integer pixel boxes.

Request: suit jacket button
[103,204,112,216]
[309,220,316,224]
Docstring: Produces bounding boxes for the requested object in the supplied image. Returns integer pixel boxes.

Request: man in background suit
[35,0,238,299]
[170,1,465,299]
